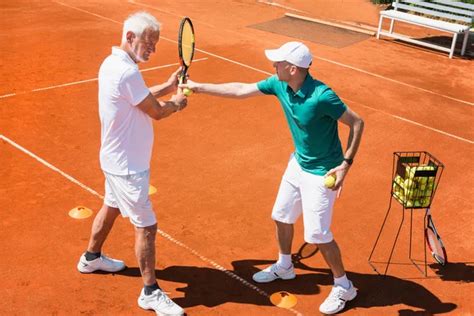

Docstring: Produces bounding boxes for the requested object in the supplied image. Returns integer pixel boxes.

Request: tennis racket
[177,17,195,85]
[292,242,319,263]
[424,208,447,266]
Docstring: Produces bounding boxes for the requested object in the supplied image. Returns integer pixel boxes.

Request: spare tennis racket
[292,242,319,264]
[424,208,447,266]
[177,17,195,85]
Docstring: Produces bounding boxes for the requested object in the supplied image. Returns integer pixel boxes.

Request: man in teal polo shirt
[180,41,364,314]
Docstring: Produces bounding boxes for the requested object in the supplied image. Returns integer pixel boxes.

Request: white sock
[334,274,350,289]
[277,253,292,269]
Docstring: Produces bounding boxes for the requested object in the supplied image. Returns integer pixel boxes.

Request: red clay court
[1,0,473,315]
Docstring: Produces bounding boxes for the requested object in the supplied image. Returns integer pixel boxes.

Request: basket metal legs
[368,202,430,276]
[408,208,428,276]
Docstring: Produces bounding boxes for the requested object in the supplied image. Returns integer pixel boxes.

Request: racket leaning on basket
[177,17,195,85]
[424,208,447,266]
[292,242,319,264]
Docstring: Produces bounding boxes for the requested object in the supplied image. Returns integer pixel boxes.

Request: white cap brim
[264,49,286,62]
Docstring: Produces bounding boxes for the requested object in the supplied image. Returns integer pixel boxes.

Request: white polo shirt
[98,47,152,175]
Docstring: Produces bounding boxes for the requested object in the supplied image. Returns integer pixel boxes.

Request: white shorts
[271,155,337,244]
[104,169,157,228]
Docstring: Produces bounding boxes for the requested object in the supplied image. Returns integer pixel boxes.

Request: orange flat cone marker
[270,291,298,309]
[149,185,157,195]
[69,206,93,219]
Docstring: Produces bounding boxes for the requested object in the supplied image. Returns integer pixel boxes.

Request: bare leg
[275,220,294,255]
[135,224,158,286]
[317,240,346,278]
[87,204,121,253]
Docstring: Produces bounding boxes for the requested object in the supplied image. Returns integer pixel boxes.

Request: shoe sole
[77,263,127,274]
[319,290,357,314]
[138,302,184,316]
[252,273,296,283]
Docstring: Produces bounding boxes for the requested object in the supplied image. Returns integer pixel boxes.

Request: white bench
[377,0,474,58]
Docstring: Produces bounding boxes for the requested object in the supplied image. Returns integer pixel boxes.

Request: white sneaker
[138,288,184,316]
[77,253,126,273]
[319,281,357,314]
[252,263,296,283]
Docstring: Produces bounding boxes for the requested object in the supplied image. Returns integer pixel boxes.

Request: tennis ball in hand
[324,174,336,188]
[183,88,193,97]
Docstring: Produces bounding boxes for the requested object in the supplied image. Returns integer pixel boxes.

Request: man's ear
[126,31,136,44]
[290,65,298,75]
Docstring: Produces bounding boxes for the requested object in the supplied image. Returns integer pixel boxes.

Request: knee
[145,224,158,236]
[305,231,334,244]
[136,224,157,238]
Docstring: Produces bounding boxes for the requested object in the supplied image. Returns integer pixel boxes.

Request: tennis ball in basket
[405,189,416,199]
[324,174,336,188]
[404,178,415,190]
[392,182,399,193]
[183,88,193,96]
[418,177,428,185]
[405,166,415,180]
[394,175,404,187]
[414,199,422,208]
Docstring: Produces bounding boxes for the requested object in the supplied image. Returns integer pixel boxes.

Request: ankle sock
[85,251,101,261]
[144,282,160,295]
[334,274,350,289]
[277,253,292,269]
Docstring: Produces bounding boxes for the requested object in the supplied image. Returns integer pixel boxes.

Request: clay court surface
[1,0,473,315]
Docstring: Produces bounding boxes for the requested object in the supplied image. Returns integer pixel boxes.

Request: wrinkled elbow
[150,109,164,121]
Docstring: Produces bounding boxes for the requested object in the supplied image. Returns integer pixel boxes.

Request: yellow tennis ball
[394,175,404,187]
[324,174,336,188]
[403,178,413,187]
[183,88,193,97]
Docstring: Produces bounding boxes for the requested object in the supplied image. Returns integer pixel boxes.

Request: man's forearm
[344,119,364,159]
[152,101,180,120]
[195,82,253,98]
[344,118,364,160]
[149,83,173,98]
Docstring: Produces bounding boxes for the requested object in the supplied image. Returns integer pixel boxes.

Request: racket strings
[180,22,194,66]
[299,244,318,259]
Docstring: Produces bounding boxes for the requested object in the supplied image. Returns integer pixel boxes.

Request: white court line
[257,0,307,13]
[0,135,103,198]
[344,97,474,145]
[0,59,207,99]
[127,0,216,28]
[55,0,272,77]
[0,93,17,99]
[315,56,473,107]
[55,1,121,25]
[0,134,301,316]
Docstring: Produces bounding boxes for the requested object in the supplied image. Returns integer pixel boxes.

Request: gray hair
[121,11,161,43]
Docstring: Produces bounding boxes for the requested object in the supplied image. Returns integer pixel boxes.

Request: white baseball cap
[264,41,312,68]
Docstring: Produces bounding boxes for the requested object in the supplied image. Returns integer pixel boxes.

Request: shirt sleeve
[119,68,150,106]
[318,88,347,120]
[257,75,278,95]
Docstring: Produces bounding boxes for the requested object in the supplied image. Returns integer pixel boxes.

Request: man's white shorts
[272,155,337,244]
[103,169,156,228]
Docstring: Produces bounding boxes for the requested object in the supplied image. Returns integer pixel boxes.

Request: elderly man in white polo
[77,11,187,316]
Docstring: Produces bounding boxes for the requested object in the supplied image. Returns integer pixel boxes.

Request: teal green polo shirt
[257,74,347,175]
